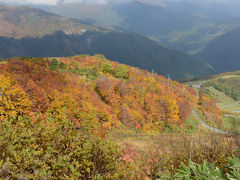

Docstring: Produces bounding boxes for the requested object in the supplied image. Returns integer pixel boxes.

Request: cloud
[0,0,111,6]
[1,0,239,6]
[63,0,108,4]
[0,0,61,5]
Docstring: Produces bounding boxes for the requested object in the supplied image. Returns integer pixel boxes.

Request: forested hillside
[0,54,224,134]
[0,55,197,131]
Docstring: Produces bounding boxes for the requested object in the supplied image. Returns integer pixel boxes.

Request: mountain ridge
[197,27,240,73]
[0,5,215,79]
[39,1,240,54]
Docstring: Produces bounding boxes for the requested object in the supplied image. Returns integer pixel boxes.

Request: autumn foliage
[0,72,31,120]
[0,55,197,131]
[0,55,235,179]
[198,95,222,127]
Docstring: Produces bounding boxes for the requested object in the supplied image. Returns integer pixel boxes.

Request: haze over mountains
[39,0,240,54]
[0,5,215,79]
[36,0,240,75]
[197,27,240,73]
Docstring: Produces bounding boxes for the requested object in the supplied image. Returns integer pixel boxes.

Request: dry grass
[108,129,240,178]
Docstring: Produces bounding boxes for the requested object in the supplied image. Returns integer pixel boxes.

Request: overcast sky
[0,0,107,5]
[0,0,238,6]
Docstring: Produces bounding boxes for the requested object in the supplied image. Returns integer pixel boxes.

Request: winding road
[221,101,239,109]
[222,101,240,113]
[190,84,239,135]
[192,110,229,134]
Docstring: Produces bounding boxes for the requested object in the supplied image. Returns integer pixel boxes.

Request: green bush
[115,65,129,79]
[175,160,224,179]
[0,116,125,179]
[81,54,89,59]
[103,63,113,74]
[50,58,59,71]
[69,68,99,80]
[59,62,67,69]
[158,157,240,179]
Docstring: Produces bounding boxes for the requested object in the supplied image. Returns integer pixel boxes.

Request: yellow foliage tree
[0,73,31,120]
[47,90,80,122]
[163,95,180,127]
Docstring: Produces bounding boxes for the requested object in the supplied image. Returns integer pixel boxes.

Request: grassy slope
[185,73,240,133]
[204,87,240,133]
[206,87,236,107]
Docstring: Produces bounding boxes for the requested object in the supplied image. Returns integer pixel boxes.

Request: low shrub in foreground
[0,116,126,179]
[1,115,239,179]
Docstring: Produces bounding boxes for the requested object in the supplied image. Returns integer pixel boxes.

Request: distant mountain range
[0,6,215,79]
[40,0,240,54]
[197,27,240,73]
[33,0,240,77]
